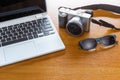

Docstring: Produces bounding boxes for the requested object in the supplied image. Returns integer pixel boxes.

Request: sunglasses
[79,34,118,51]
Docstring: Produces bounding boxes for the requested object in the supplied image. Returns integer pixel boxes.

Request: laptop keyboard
[0,17,55,47]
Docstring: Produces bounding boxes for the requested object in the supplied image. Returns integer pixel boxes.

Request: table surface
[0,0,120,80]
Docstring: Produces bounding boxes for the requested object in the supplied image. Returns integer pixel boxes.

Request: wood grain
[0,0,120,80]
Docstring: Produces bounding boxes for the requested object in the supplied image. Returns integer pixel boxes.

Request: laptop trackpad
[4,42,37,63]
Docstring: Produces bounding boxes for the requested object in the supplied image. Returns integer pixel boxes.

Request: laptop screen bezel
[0,0,47,22]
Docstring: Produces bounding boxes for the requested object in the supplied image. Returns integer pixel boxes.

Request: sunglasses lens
[80,38,97,50]
[101,35,116,46]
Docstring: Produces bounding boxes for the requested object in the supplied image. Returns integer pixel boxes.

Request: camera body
[58,7,93,36]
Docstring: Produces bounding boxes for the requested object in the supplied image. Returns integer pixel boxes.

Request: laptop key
[29,29,34,32]
[0,29,2,33]
[33,33,38,38]
[6,38,11,42]
[38,33,44,37]
[2,27,8,31]
[19,31,23,35]
[22,34,27,38]
[1,32,5,35]
[12,36,17,40]
[17,35,22,39]
[0,37,2,39]
[13,25,18,29]
[44,25,51,29]
[2,37,28,46]
[8,34,13,37]
[8,25,13,30]
[23,30,28,34]
[13,32,18,36]
[26,22,32,26]
[1,39,6,43]
[28,35,34,39]
[17,28,21,32]
[44,32,49,36]
[6,31,11,34]
[3,35,8,38]
[32,20,37,25]
[11,30,16,33]
[37,30,42,34]
[49,31,55,35]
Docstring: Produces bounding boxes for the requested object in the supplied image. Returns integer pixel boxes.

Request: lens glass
[80,38,97,50]
[101,35,116,46]
[67,23,82,35]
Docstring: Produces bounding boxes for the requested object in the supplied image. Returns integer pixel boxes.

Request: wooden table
[0,0,120,80]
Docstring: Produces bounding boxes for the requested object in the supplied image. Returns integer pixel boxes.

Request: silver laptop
[0,0,65,66]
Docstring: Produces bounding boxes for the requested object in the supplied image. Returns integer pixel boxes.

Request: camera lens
[67,23,82,35]
[66,17,84,36]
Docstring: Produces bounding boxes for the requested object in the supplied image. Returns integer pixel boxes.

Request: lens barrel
[66,17,84,36]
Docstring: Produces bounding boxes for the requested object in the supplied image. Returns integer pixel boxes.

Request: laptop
[0,0,65,66]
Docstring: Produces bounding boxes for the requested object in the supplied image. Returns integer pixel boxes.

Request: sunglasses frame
[79,34,118,51]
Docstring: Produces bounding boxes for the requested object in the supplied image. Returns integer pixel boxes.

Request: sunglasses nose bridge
[96,38,100,42]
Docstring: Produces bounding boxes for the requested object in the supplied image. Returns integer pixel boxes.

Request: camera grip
[58,12,67,28]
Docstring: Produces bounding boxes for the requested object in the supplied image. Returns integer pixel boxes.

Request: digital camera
[58,7,93,36]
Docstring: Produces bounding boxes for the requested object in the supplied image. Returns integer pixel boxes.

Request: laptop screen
[0,0,46,21]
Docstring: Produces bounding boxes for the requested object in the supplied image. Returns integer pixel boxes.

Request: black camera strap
[73,4,120,30]
[73,4,120,14]
[91,18,119,30]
